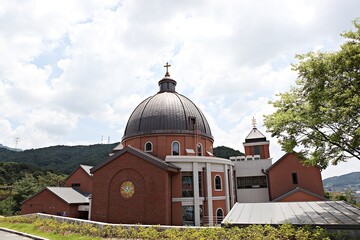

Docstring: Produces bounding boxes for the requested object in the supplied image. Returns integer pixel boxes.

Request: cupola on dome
[122,63,213,141]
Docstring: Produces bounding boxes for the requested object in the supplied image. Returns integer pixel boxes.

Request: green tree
[12,174,40,212]
[37,172,66,189]
[0,197,17,216]
[264,20,360,169]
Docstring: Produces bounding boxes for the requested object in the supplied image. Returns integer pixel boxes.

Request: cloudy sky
[0,0,359,179]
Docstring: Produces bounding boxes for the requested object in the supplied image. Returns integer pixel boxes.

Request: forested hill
[0,143,118,174]
[323,172,360,191]
[213,145,245,159]
[0,143,243,174]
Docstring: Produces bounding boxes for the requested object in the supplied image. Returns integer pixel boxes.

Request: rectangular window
[254,145,260,155]
[182,172,194,197]
[237,176,267,189]
[292,173,298,184]
[189,117,196,130]
[198,172,203,197]
[182,206,194,225]
[71,183,80,188]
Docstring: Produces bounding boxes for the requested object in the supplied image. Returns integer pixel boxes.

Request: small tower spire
[252,116,257,129]
[164,62,171,77]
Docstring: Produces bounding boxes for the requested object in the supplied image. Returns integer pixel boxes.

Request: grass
[0,222,102,240]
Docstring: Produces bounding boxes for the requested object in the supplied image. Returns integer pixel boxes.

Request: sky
[0,0,359,179]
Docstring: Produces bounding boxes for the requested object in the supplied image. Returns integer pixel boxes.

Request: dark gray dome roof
[122,77,213,141]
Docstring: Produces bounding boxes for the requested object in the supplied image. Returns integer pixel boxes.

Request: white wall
[234,159,272,203]
[234,159,272,177]
[237,188,269,203]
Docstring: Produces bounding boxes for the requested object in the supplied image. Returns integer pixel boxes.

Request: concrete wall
[234,159,272,203]
[234,159,272,177]
[237,188,269,203]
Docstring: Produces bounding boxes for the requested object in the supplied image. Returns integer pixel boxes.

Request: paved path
[0,229,47,240]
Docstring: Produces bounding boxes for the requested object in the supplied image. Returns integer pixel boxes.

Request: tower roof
[244,128,267,143]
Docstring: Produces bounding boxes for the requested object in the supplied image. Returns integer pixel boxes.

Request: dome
[122,76,213,141]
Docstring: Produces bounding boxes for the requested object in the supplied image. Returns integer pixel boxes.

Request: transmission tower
[14,137,19,148]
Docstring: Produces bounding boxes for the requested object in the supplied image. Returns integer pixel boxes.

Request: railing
[202,216,224,226]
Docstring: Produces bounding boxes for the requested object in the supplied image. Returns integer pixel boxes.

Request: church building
[21,64,325,226]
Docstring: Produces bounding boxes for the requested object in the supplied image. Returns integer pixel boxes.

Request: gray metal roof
[47,187,90,204]
[223,201,360,229]
[123,77,213,141]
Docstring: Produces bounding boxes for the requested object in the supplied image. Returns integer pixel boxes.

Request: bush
[0,215,344,239]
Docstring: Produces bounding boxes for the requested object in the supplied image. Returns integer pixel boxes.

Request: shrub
[0,215,346,239]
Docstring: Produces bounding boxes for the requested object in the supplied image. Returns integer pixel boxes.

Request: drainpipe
[261,169,271,201]
[170,174,173,225]
[88,195,92,220]
[233,169,237,203]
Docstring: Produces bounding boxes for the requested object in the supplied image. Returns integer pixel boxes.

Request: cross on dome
[164,62,171,77]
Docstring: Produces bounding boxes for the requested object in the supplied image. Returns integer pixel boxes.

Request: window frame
[171,141,180,156]
[292,172,298,184]
[196,143,203,156]
[236,176,268,189]
[214,175,222,191]
[216,208,224,224]
[144,141,153,152]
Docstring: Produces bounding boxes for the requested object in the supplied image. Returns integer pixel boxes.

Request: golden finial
[252,117,257,129]
[164,62,171,77]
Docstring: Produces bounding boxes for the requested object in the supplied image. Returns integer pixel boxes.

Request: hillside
[323,172,360,191]
[0,143,118,174]
[213,145,244,159]
[0,143,242,174]
[0,162,58,185]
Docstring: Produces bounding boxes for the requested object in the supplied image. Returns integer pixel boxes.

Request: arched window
[216,208,223,224]
[144,141,152,152]
[172,141,180,156]
[214,175,222,191]
[196,143,202,156]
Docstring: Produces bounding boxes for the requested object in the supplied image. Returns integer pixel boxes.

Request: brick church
[21,64,325,226]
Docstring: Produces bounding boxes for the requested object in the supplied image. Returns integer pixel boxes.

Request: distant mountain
[323,172,360,192]
[0,143,118,174]
[0,143,243,175]
[0,143,22,152]
[213,146,244,159]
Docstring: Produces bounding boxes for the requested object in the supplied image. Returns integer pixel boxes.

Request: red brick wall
[171,173,182,198]
[244,144,270,159]
[91,151,172,225]
[268,153,324,201]
[171,202,182,226]
[65,167,92,193]
[211,172,225,197]
[21,189,79,218]
[278,191,324,202]
[213,200,227,221]
[123,134,213,159]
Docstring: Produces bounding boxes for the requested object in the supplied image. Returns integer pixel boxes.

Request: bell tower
[243,117,270,159]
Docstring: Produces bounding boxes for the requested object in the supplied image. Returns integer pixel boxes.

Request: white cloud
[0,0,359,177]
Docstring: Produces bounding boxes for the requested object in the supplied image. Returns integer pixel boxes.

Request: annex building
[22,65,326,226]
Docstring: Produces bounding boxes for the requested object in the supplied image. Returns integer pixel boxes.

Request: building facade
[232,124,325,203]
